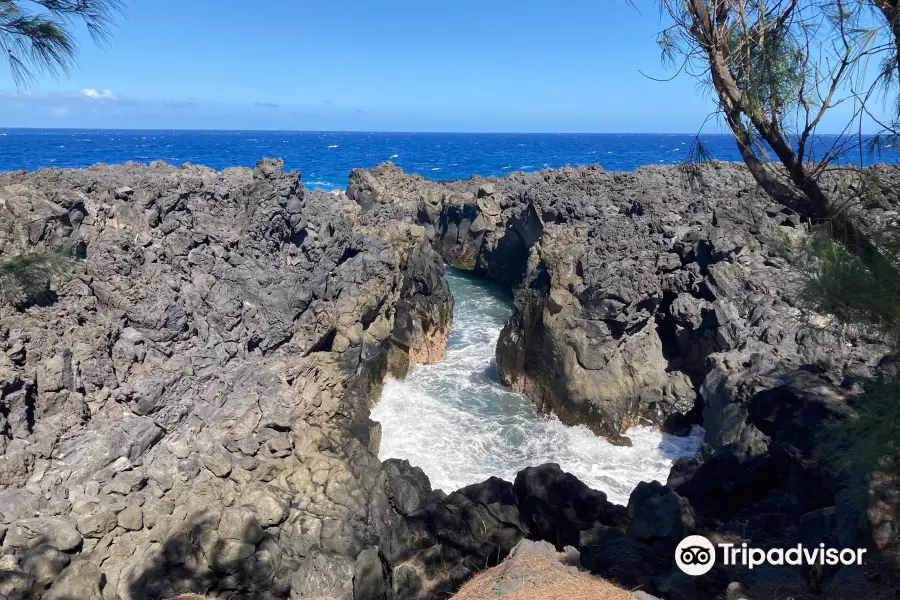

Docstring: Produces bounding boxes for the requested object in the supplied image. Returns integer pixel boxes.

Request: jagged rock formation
[347,161,900,596]
[0,160,467,599]
[350,162,886,440]
[1,158,897,600]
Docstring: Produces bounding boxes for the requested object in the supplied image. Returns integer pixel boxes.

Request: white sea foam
[390,154,399,158]
[372,268,704,506]
[328,144,339,149]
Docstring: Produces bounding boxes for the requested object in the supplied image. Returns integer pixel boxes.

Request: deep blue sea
[1,129,895,191]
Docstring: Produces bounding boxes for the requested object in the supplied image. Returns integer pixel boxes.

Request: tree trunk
[690,0,900,285]
[873,0,900,78]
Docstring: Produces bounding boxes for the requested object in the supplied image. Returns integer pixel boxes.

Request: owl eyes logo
[675,535,716,576]
[680,545,711,565]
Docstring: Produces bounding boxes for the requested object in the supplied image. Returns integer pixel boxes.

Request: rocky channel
[0,158,897,600]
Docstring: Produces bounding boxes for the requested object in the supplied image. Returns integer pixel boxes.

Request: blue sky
[0,0,879,132]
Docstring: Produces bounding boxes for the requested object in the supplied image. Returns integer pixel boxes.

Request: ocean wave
[390,154,399,158]
[373,267,704,504]
[328,144,339,149]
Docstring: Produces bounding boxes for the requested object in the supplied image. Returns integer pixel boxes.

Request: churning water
[371,267,704,506]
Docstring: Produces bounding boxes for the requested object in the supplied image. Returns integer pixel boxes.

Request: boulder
[22,544,71,589]
[117,505,144,531]
[626,481,696,541]
[4,518,82,552]
[514,464,627,548]
[0,570,34,600]
[43,561,103,600]
[76,509,118,539]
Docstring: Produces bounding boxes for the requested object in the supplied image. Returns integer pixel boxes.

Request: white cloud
[80,88,117,101]
[50,106,69,117]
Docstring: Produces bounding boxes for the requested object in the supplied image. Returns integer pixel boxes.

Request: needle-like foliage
[784,207,900,347]
[652,0,900,512]
[0,0,123,88]
[0,2,122,308]
[0,244,76,307]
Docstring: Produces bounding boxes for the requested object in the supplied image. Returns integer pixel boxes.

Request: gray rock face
[350,162,886,444]
[3,158,897,599]
[0,159,456,599]
[345,162,899,597]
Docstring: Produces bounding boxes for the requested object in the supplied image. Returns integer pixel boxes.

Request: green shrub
[0,246,77,307]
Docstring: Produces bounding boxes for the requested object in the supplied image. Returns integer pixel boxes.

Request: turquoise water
[371,267,704,505]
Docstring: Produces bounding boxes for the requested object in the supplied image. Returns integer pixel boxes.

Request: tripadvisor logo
[676,536,717,576]
[675,535,868,577]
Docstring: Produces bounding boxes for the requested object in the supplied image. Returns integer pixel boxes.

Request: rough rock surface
[350,161,885,440]
[0,160,470,599]
[2,158,898,599]
[346,161,900,596]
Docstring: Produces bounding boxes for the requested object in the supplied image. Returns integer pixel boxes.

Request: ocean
[5,129,890,191]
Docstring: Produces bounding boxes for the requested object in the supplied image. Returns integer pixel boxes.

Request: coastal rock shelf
[0,158,897,600]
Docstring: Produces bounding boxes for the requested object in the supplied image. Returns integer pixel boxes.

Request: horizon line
[0,126,869,136]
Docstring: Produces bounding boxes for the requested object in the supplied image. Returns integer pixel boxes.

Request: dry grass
[450,553,638,600]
